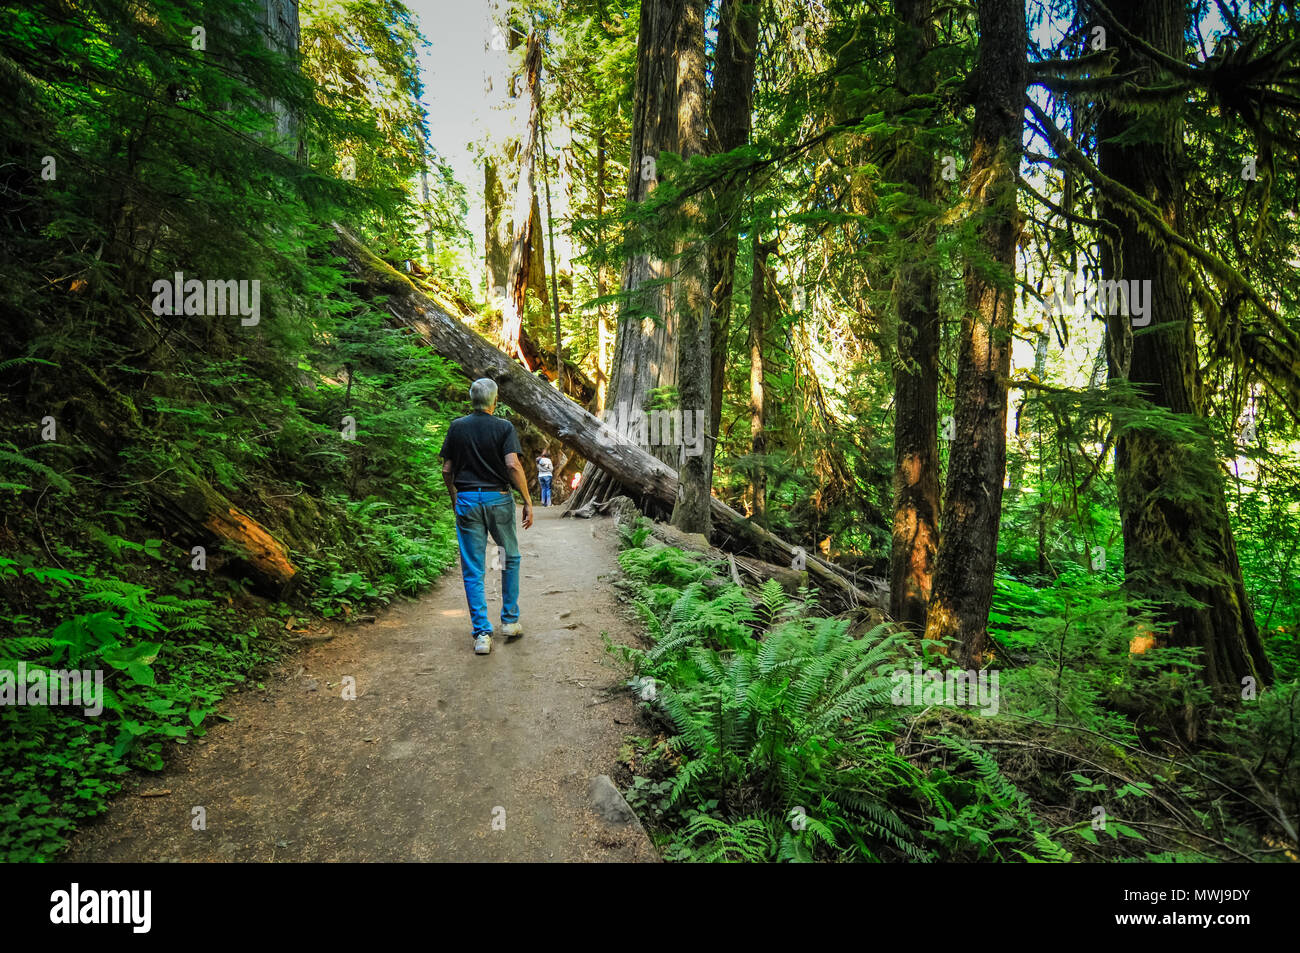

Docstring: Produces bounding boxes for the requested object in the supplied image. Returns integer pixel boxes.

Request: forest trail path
[64,506,658,862]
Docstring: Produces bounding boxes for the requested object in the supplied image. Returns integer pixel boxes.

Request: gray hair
[470,378,498,411]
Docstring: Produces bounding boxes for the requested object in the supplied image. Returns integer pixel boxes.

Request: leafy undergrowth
[0,491,458,862]
[608,522,1300,862]
[0,553,279,862]
[0,373,461,861]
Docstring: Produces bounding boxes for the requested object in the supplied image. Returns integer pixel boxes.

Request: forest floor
[63,506,658,862]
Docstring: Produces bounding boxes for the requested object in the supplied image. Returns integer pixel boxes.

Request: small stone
[588,775,636,824]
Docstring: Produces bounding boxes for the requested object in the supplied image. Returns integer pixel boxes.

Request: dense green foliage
[0,0,468,860]
[1,0,1297,865]
[611,524,1297,861]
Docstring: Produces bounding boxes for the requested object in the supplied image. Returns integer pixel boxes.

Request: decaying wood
[153,469,298,592]
[633,507,888,613]
[331,224,887,611]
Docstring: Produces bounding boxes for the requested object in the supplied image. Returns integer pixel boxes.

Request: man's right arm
[439,425,457,505]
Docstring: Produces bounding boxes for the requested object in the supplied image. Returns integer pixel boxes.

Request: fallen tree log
[331,224,886,611]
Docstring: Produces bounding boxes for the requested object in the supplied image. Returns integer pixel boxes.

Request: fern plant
[612,533,1076,862]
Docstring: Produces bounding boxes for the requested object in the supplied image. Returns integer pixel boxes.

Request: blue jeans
[453,491,520,637]
[539,474,552,506]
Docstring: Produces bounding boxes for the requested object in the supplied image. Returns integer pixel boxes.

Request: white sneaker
[474,634,492,655]
[500,622,523,640]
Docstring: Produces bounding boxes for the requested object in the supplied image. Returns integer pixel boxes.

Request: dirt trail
[65,506,657,862]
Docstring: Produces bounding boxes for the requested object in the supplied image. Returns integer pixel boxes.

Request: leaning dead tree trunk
[332,224,885,611]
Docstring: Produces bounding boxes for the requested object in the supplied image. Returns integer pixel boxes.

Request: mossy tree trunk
[705,0,758,440]
[922,0,1025,668]
[500,31,545,366]
[569,0,684,513]
[749,229,773,520]
[1098,0,1273,691]
[888,0,942,634]
[670,0,712,535]
[154,470,298,595]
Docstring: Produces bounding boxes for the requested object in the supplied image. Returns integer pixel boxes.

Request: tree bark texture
[1097,0,1273,689]
[922,0,1025,668]
[888,0,942,633]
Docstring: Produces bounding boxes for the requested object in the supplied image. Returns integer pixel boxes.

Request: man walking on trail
[439,378,533,655]
[537,450,554,507]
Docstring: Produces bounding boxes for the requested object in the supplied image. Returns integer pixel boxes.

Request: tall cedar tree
[923,0,1026,666]
[670,0,712,534]
[749,230,774,518]
[500,31,546,365]
[888,0,942,632]
[706,0,759,440]
[1097,0,1274,689]
[571,0,684,509]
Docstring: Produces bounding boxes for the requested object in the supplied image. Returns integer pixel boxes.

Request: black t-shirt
[439,411,522,491]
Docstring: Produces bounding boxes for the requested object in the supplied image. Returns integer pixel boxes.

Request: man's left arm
[505,453,533,529]
[501,423,532,529]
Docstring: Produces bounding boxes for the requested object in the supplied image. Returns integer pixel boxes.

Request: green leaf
[125,663,155,686]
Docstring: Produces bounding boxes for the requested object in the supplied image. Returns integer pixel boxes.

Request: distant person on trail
[537,450,554,507]
[439,378,533,656]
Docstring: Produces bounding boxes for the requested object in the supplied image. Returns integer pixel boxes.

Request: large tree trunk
[749,230,773,520]
[922,0,1025,668]
[540,116,565,394]
[887,0,942,633]
[670,0,712,534]
[500,32,545,366]
[569,0,683,512]
[485,156,510,309]
[1097,0,1273,690]
[594,131,611,414]
[259,0,301,155]
[482,2,512,312]
[331,224,886,611]
[705,0,758,441]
